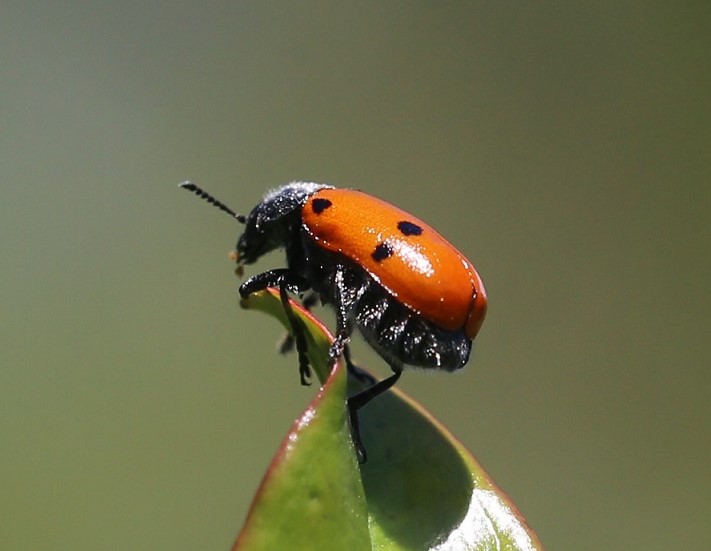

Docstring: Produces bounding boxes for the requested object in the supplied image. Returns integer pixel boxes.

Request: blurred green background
[2,2,709,550]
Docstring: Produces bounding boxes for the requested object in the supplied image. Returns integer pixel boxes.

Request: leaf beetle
[180,181,487,460]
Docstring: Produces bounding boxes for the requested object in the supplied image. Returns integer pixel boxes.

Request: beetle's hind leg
[343,345,376,385]
[347,363,402,462]
[330,264,389,462]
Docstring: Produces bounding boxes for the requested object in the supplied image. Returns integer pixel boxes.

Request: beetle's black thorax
[237,182,331,265]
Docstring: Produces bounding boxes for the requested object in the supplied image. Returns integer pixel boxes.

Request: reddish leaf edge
[231,358,347,549]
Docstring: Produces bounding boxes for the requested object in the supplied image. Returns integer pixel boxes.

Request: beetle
[180,181,487,460]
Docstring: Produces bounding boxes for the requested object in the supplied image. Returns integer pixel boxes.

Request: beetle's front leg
[240,269,313,385]
[239,269,309,298]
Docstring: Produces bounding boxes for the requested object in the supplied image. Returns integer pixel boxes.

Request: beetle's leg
[278,284,312,386]
[277,334,295,355]
[328,265,355,369]
[331,264,386,461]
[278,292,319,354]
[343,345,376,385]
[301,292,320,310]
[240,269,312,385]
[239,269,308,297]
[347,365,403,463]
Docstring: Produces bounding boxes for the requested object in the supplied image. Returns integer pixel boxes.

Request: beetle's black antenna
[179,181,246,224]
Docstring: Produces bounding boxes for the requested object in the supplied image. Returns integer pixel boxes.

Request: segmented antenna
[179,181,246,223]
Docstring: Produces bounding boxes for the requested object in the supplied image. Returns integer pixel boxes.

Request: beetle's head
[181,181,331,272]
[235,182,331,266]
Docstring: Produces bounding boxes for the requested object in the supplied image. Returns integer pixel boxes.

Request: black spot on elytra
[372,242,394,262]
[311,198,332,214]
[397,220,423,236]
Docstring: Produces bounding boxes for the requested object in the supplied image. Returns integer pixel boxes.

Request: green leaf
[234,291,370,551]
[356,380,543,551]
[234,290,544,551]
